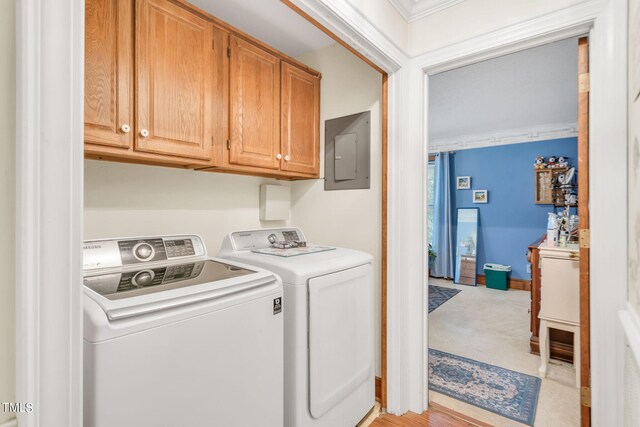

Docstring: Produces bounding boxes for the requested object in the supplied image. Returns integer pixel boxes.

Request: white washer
[83,235,283,427]
[219,228,375,427]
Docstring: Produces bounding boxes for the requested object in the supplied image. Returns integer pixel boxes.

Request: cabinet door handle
[276,153,282,160]
[120,124,131,133]
[139,129,149,138]
[284,155,290,161]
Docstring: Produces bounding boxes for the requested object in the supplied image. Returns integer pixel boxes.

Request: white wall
[84,161,289,252]
[347,0,409,53]
[408,0,587,55]
[292,44,383,376]
[0,0,15,423]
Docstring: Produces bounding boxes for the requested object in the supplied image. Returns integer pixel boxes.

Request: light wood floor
[369,403,493,427]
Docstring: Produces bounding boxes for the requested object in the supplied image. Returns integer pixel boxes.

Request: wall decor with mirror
[454,208,479,286]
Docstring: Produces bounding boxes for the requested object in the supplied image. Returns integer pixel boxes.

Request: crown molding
[287,0,409,72]
[387,0,465,23]
[415,0,604,74]
[428,122,578,152]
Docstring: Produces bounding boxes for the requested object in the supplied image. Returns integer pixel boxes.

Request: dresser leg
[539,319,548,377]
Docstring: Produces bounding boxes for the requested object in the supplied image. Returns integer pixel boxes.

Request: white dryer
[219,228,375,427]
[83,235,283,427]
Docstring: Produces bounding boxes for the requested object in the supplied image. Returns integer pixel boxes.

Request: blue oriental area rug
[428,349,541,426]
[428,285,461,313]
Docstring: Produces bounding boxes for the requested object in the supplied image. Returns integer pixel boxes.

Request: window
[427,158,436,246]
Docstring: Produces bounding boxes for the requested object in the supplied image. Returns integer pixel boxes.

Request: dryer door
[308,263,373,418]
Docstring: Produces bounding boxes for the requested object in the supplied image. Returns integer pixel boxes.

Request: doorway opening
[426,36,589,427]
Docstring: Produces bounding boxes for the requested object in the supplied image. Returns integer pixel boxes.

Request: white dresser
[538,244,580,386]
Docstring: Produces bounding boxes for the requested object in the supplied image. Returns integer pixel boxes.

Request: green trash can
[484,263,511,290]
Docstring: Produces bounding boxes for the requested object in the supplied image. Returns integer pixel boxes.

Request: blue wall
[450,137,578,280]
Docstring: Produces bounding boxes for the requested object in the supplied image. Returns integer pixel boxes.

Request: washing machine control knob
[133,243,154,261]
[132,270,154,287]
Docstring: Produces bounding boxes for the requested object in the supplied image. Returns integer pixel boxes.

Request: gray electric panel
[324,111,370,190]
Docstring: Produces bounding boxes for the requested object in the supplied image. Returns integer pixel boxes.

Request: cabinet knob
[284,155,290,161]
[276,153,282,160]
[139,129,149,138]
[120,124,131,133]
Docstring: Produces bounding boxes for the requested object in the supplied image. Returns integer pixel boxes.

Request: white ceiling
[188,0,335,57]
[387,0,465,22]
[428,37,579,142]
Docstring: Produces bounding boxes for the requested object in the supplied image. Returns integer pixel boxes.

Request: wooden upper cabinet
[85,0,133,148]
[84,0,320,177]
[281,63,320,176]
[229,36,281,170]
[135,0,214,160]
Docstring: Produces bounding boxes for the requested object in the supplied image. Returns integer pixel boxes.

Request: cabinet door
[281,63,320,176]
[540,255,580,324]
[229,36,281,169]
[85,0,133,148]
[136,0,214,160]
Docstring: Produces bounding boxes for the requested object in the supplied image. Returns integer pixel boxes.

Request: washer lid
[83,258,278,320]
[219,247,373,285]
[84,260,255,300]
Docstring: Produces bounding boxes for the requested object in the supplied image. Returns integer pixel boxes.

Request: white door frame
[15,0,84,426]
[411,1,628,424]
[16,0,627,425]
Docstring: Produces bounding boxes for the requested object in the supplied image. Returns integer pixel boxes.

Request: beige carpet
[428,278,580,427]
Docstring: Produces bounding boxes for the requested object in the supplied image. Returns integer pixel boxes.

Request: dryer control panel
[226,228,307,251]
[83,235,206,271]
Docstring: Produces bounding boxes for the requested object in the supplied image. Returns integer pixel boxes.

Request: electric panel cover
[325,111,370,190]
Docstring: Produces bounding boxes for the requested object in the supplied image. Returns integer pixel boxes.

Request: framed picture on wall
[473,190,488,203]
[456,176,471,189]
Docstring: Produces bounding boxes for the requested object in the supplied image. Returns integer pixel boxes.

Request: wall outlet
[526,263,532,273]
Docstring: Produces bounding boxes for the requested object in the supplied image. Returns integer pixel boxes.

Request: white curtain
[432,152,454,278]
